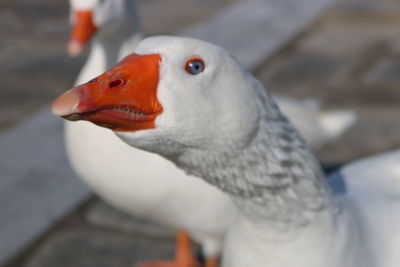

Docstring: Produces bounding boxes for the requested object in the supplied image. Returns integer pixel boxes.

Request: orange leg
[204,257,218,267]
[136,231,200,267]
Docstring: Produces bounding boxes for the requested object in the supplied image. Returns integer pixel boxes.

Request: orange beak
[67,10,98,57]
[52,53,163,132]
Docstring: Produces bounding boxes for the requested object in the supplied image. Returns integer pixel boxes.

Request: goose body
[66,0,234,260]
[66,1,355,262]
[54,36,400,267]
[223,149,400,267]
[67,120,235,256]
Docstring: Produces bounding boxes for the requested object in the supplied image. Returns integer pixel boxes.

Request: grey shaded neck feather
[172,84,335,225]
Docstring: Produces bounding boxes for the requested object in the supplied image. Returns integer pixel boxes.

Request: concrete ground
[1,0,400,266]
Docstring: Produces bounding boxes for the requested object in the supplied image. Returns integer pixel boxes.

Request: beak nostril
[109,79,124,88]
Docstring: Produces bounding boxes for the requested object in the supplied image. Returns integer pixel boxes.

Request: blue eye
[185,57,205,75]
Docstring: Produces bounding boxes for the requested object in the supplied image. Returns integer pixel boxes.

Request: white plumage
[54,36,400,267]
[65,1,356,262]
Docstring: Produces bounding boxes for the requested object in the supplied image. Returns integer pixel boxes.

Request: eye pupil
[185,58,205,75]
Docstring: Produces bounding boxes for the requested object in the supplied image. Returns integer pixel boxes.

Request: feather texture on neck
[171,81,337,227]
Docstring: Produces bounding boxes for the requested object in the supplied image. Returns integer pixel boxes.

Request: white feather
[105,36,399,267]
[66,3,356,260]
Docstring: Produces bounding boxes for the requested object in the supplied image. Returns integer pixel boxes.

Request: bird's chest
[221,213,369,267]
[64,121,172,205]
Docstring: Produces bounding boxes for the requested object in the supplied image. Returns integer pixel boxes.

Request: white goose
[66,1,355,265]
[54,36,400,267]
[67,1,228,266]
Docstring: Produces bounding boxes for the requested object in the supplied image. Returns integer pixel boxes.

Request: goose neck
[175,90,338,226]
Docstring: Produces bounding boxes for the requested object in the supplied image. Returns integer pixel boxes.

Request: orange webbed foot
[136,259,199,267]
[204,257,218,267]
[135,231,200,267]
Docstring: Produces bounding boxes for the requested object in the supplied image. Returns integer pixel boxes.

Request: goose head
[68,0,139,56]
[54,36,262,158]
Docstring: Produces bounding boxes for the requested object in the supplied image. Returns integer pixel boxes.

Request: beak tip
[67,41,83,57]
[51,101,68,117]
[52,88,81,117]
